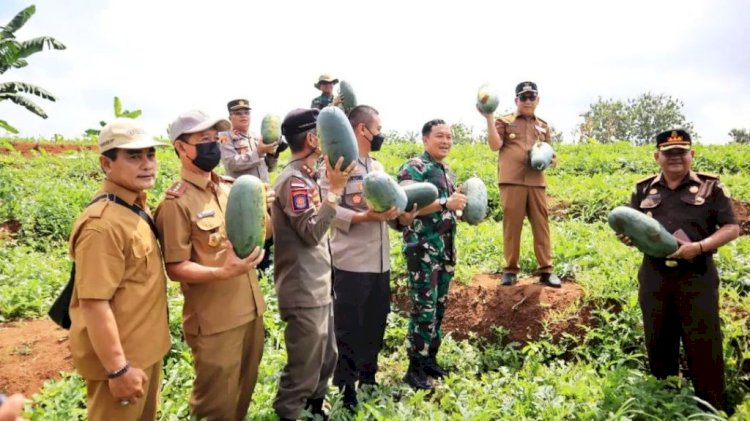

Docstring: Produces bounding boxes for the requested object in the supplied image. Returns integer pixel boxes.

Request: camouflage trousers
[405,250,454,359]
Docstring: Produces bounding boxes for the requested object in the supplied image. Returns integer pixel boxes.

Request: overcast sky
[1,0,749,143]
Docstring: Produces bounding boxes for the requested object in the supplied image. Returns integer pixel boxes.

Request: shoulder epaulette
[536,116,548,126]
[166,181,188,199]
[636,174,658,185]
[697,172,720,180]
[86,199,110,219]
[499,113,516,124]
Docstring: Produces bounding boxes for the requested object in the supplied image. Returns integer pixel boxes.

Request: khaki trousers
[184,318,265,421]
[85,360,162,421]
[273,303,337,420]
[500,184,552,274]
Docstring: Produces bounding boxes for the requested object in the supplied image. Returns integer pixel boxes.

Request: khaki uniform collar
[181,168,220,192]
[652,171,702,188]
[102,180,145,207]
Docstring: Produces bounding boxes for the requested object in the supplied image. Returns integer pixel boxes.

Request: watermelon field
[1,136,750,420]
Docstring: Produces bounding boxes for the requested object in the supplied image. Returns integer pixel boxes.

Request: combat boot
[339,384,358,411]
[423,353,447,379]
[403,358,434,390]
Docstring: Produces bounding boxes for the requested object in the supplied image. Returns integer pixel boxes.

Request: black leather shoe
[403,358,434,390]
[501,272,517,286]
[539,273,562,288]
[423,357,447,378]
[304,397,328,420]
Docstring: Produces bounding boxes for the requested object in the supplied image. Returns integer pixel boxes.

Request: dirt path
[0,142,96,157]
[0,319,74,396]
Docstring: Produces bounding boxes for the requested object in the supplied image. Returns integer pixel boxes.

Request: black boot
[403,358,433,390]
[423,355,447,379]
[339,384,358,411]
[304,397,328,420]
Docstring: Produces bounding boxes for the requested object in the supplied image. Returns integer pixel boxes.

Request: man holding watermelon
[480,81,560,288]
[155,110,270,421]
[622,128,739,411]
[397,119,467,391]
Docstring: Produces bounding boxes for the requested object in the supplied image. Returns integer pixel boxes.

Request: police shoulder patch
[166,181,188,199]
[289,176,308,190]
[290,188,310,213]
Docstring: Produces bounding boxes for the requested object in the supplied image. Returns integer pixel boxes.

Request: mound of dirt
[0,142,96,158]
[732,199,750,236]
[393,274,589,343]
[0,319,73,396]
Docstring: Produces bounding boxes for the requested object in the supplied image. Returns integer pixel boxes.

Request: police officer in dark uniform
[623,128,739,411]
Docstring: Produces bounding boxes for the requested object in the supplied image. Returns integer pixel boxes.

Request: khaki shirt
[155,169,265,336]
[272,160,336,309]
[218,130,277,183]
[318,157,390,273]
[495,112,552,187]
[68,180,170,380]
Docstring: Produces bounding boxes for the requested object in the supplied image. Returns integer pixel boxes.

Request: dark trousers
[638,257,725,410]
[257,237,274,276]
[332,268,390,386]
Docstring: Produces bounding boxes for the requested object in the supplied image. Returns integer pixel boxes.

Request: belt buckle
[665,260,678,268]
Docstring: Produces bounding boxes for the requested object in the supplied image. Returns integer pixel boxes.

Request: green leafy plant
[84,96,143,137]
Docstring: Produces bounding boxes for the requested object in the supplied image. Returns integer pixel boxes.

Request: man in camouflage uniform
[397,119,467,391]
[311,74,340,110]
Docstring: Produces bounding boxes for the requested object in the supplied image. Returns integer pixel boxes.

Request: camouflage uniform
[311,94,334,110]
[397,151,457,360]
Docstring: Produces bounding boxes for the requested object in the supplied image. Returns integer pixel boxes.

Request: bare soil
[0,319,73,396]
[731,199,750,235]
[393,274,589,344]
[0,142,96,158]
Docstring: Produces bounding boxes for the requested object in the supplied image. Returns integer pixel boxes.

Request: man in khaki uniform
[480,81,560,287]
[68,119,170,420]
[155,110,270,420]
[219,98,284,275]
[318,105,399,409]
[272,108,353,421]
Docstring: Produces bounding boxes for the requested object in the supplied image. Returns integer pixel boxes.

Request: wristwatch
[439,197,448,210]
[326,192,341,204]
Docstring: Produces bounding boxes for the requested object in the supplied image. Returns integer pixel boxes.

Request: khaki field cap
[98,118,167,153]
[168,110,231,142]
[314,73,339,89]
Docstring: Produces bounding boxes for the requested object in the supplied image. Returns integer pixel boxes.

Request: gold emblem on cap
[524,83,531,89]
[649,188,657,195]
[666,131,683,143]
[358,182,363,192]
[689,186,699,194]
[509,133,516,140]
[665,260,678,268]
[239,100,246,107]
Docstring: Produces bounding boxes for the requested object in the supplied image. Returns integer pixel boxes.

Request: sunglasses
[518,94,537,102]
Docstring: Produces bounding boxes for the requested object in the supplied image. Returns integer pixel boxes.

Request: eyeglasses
[518,94,537,102]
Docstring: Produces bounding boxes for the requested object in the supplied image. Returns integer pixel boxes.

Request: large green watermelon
[260,114,281,145]
[476,83,499,114]
[607,206,678,258]
[226,175,266,258]
[339,80,357,112]
[530,141,554,171]
[404,182,438,211]
[363,171,407,213]
[317,106,359,170]
[461,177,488,225]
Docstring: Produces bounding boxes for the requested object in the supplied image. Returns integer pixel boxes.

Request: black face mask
[366,127,385,152]
[191,142,221,172]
